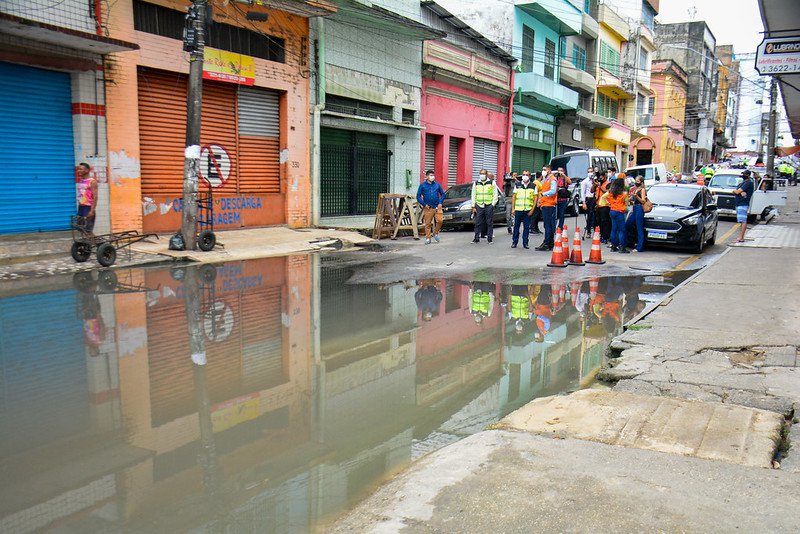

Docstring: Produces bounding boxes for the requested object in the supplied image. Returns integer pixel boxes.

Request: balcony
[559,58,596,94]
[596,71,634,100]
[516,0,582,35]
[576,108,612,129]
[516,70,579,112]
[596,3,630,40]
[581,12,599,40]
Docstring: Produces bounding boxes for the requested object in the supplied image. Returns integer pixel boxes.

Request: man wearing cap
[732,170,754,243]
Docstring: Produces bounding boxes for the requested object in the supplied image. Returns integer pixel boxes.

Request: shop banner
[203,49,255,85]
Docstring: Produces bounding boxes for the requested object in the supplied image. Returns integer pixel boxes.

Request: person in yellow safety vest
[510,171,536,249]
[703,165,715,180]
[507,285,533,335]
[469,281,495,325]
[471,169,499,244]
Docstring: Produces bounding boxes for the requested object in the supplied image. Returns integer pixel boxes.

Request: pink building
[647,60,688,173]
[420,2,516,189]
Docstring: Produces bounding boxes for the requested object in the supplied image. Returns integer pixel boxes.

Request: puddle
[0,256,690,532]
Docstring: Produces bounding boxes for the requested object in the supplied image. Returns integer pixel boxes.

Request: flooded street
[0,254,691,533]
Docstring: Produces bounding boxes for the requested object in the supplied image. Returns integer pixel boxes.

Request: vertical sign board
[199,144,232,188]
[755,37,800,75]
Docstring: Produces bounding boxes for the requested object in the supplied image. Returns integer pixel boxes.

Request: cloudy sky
[656,0,765,54]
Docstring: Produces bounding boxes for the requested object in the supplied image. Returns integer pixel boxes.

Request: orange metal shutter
[237,86,281,194]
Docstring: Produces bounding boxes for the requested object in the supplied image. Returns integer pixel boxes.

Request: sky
[655,0,765,54]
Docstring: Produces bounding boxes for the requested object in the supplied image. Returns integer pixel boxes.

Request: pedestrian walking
[415,279,442,321]
[625,175,647,252]
[580,166,596,238]
[607,174,629,253]
[510,171,536,249]
[535,165,558,251]
[554,166,572,230]
[76,162,98,233]
[416,170,445,244]
[471,169,498,243]
[733,169,755,243]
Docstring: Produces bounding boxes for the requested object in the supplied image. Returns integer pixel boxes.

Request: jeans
[422,206,443,239]
[625,204,645,251]
[541,205,556,247]
[584,197,596,234]
[596,206,611,242]
[610,210,627,249]
[556,200,568,230]
[474,205,494,240]
[512,211,531,247]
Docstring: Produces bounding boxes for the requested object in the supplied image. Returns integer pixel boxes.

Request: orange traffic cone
[570,280,581,303]
[547,227,567,268]
[586,226,605,264]
[589,277,599,300]
[558,283,566,303]
[569,227,585,266]
[561,224,570,265]
[551,284,560,308]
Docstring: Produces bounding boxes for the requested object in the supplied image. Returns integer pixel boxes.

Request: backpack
[556,176,570,200]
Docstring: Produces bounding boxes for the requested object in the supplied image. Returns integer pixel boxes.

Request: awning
[775,145,800,156]
[0,13,138,55]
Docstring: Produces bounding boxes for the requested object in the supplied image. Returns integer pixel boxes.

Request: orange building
[647,59,688,173]
[104,0,334,233]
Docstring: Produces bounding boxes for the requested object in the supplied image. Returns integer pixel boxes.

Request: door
[472,137,499,180]
[0,62,76,234]
[636,149,653,166]
[320,128,390,216]
[448,137,459,187]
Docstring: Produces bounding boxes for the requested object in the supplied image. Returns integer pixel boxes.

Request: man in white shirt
[580,166,596,238]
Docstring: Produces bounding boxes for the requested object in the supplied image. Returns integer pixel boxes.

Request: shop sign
[755,37,800,75]
[203,49,256,85]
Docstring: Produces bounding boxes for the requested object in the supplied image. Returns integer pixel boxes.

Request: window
[572,44,587,71]
[544,39,556,80]
[133,0,285,63]
[513,124,525,138]
[528,128,540,142]
[559,36,567,59]
[600,41,620,77]
[648,96,655,115]
[636,94,646,115]
[639,48,649,72]
[642,2,656,32]
[401,108,416,124]
[542,131,554,145]
[522,25,535,73]
[326,95,393,121]
[597,93,618,120]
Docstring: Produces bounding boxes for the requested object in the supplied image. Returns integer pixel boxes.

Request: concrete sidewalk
[327,190,800,532]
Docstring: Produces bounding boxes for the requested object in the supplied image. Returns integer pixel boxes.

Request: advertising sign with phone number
[755,37,800,75]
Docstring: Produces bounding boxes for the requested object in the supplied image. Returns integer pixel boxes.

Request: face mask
[480,174,487,181]
[427,175,435,182]
[522,177,530,184]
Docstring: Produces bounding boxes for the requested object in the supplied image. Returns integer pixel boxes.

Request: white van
[549,150,621,214]
[625,163,670,188]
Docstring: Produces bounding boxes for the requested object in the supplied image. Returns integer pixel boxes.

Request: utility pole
[182,0,207,250]
[766,76,778,174]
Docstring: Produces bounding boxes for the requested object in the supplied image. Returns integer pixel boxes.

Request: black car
[642,184,718,253]
[441,183,507,229]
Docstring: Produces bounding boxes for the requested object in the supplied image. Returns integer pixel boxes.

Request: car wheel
[708,224,717,246]
[693,229,705,254]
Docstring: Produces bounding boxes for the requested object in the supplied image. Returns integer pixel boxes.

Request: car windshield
[551,154,589,179]
[626,168,654,181]
[444,184,473,200]
[647,186,701,208]
[708,174,743,189]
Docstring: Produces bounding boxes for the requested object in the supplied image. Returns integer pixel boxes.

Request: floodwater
[0,256,690,533]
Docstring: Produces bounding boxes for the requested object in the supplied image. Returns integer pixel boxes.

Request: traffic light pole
[766,76,778,175]
[182,0,207,251]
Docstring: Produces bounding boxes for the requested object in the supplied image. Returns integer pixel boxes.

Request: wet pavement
[0,252,693,533]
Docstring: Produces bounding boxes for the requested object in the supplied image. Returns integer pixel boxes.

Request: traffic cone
[547,227,567,268]
[558,284,566,303]
[569,227,585,266]
[586,226,605,264]
[589,277,599,300]
[551,284,560,308]
[570,280,581,306]
[561,224,570,265]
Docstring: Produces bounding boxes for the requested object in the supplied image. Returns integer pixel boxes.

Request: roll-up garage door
[424,135,436,176]
[512,146,535,174]
[472,137,499,181]
[448,137,459,186]
[0,62,75,234]
[238,86,280,193]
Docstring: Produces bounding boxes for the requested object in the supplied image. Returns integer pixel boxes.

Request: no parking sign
[199,144,231,188]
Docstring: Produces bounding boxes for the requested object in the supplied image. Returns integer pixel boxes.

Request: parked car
[550,149,619,215]
[441,183,507,229]
[707,169,787,222]
[625,163,670,189]
[642,183,719,253]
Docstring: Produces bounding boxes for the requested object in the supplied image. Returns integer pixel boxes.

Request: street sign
[676,140,685,147]
[199,144,231,188]
[755,36,800,75]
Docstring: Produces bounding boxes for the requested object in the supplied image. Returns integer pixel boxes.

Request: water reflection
[0,258,687,533]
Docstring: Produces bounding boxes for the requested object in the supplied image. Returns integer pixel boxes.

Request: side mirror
[707,202,717,211]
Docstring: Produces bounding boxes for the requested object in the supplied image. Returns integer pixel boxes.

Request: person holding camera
[554,167,572,230]
[580,166,596,238]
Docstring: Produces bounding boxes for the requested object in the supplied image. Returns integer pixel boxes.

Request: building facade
[0,0,138,235]
[714,45,741,158]
[419,1,516,188]
[310,0,443,226]
[654,21,719,170]
[647,59,688,173]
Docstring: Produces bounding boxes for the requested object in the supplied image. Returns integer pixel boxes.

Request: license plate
[442,214,454,220]
[647,231,668,240]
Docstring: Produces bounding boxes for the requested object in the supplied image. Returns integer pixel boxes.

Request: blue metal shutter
[0,62,76,234]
